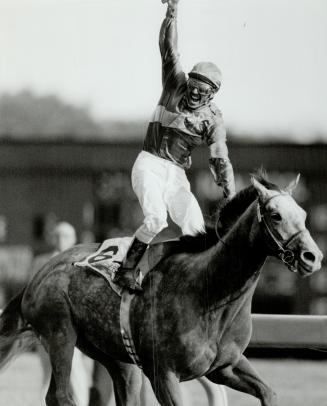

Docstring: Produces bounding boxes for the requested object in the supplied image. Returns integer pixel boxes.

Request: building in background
[0,140,326,314]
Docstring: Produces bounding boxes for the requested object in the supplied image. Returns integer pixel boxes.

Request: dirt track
[0,354,326,406]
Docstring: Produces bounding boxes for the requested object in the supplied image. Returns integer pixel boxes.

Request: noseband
[257,194,306,272]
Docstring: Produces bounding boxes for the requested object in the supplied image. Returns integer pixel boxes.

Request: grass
[0,354,326,406]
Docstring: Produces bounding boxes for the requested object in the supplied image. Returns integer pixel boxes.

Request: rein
[256,194,305,272]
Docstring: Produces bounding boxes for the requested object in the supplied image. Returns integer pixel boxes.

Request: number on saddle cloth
[73,237,133,278]
[88,245,120,265]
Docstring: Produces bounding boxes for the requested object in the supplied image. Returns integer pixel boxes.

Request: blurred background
[0,0,326,405]
[0,0,326,315]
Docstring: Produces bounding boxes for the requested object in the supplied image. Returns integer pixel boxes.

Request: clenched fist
[161,0,180,6]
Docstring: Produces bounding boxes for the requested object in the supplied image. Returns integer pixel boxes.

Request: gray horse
[0,172,322,406]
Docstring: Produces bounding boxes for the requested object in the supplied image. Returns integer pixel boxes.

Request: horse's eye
[271,212,282,221]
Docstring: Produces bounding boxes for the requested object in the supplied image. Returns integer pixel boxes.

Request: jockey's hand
[223,196,232,205]
[218,196,230,209]
[161,0,180,6]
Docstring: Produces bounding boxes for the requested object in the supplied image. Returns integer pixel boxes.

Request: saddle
[74,237,181,296]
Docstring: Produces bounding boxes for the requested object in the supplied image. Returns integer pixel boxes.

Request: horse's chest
[169,329,217,374]
[183,309,252,371]
[207,321,253,371]
[178,344,217,379]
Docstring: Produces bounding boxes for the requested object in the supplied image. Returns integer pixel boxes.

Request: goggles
[187,79,216,96]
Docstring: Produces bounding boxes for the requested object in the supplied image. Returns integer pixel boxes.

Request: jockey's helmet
[188,62,222,91]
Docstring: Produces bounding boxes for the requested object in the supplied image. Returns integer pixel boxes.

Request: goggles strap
[188,72,219,90]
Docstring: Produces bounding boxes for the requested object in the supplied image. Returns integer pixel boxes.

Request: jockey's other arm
[113,0,235,293]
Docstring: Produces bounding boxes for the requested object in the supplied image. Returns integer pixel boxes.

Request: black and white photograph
[0,0,326,405]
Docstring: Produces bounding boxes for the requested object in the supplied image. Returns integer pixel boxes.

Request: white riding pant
[132,151,205,243]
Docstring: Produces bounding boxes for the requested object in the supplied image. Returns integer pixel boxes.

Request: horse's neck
[196,203,267,310]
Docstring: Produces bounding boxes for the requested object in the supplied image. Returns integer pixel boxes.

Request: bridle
[257,194,306,272]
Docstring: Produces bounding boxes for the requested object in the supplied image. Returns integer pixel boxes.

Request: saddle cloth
[74,237,133,296]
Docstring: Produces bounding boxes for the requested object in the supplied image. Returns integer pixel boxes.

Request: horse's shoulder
[145,239,182,268]
[139,239,194,283]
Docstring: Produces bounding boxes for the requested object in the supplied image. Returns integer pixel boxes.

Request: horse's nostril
[302,251,316,263]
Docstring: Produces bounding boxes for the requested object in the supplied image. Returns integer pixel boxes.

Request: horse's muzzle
[296,248,323,276]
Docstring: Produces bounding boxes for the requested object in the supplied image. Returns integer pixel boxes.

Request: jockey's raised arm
[159,0,184,88]
[160,0,235,200]
[113,0,236,292]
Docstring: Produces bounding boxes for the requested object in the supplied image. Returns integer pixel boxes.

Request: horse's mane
[178,169,281,253]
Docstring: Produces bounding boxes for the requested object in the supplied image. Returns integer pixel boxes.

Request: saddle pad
[74,237,133,296]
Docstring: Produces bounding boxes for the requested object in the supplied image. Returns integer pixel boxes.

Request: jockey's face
[186,78,218,110]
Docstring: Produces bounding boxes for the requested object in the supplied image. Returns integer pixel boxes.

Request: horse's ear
[251,177,270,200]
[285,174,300,195]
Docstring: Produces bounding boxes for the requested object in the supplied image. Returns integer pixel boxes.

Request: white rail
[251,314,327,348]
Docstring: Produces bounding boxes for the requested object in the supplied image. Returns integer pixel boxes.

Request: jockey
[113,0,235,292]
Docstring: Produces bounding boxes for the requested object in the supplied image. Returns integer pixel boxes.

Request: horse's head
[252,175,323,276]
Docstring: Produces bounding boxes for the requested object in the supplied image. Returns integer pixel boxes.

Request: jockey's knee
[135,215,168,243]
[180,209,204,236]
[144,215,168,234]
[182,221,205,236]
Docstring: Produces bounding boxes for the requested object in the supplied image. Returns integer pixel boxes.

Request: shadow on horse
[0,172,323,406]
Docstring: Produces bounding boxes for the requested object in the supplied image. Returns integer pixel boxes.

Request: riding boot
[88,387,102,406]
[112,237,148,292]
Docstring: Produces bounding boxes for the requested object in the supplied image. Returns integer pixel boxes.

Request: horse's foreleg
[45,374,60,406]
[146,369,183,406]
[104,360,142,406]
[88,361,113,406]
[206,355,277,406]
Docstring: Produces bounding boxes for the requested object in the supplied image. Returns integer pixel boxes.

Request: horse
[0,172,323,406]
